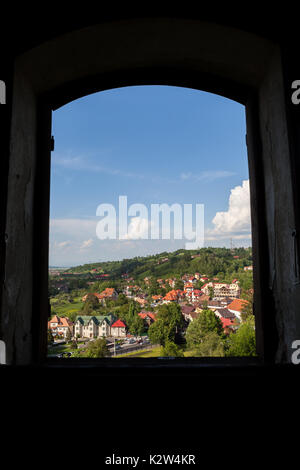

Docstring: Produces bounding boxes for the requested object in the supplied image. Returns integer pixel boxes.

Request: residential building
[201,282,240,299]
[244,265,253,271]
[138,311,157,326]
[220,317,236,334]
[201,282,214,296]
[124,285,140,297]
[207,298,233,309]
[82,292,102,302]
[184,283,195,293]
[214,282,240,299]
[48,315,73,339]
[163,289,185,303]
[227,299,249,320]
[213,308,237,322]
[74,314,116,338]
[98,287,119,304]
[181,305,198,322]
[151,295,163,305]
[193,295,210,310]
[110,319,127,337]
[134,296,147,307]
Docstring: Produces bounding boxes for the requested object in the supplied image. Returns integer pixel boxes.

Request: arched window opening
[47,85,255,360]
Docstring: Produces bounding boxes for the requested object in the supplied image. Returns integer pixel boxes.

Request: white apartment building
[74,315,116,339]
[201,282,240,299]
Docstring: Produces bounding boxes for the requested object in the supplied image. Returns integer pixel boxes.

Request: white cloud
[80,238,94,250]
[180,170,235,182]
[124,217,150,239]
[181,172,192,180]
[50,218,98,240]
[52,153,146,180]
[56,240,72,249]
[205,179,251,244]
[212,179,250,233]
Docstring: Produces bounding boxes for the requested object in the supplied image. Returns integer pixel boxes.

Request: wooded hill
[64,247,253,290]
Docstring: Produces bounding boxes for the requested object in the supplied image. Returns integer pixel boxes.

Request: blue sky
[50,85,251,266]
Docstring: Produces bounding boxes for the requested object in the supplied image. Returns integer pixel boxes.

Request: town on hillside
[48,247,255,358]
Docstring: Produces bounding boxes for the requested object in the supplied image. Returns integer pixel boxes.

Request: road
[108,341,154,356]
[48,338,154,357]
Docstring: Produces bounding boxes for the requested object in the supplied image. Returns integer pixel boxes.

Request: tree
[194,280,204,290]
[240,301,252,322]
[174,279,184,291]
[161,341,184,357]
[148,319,170,346]
[148,303,183,346]
[82,293,100,314]
[115,293,128,306]
[225,316,256,356]
[47,329,54,345]
[148,278,160,296]
[185,309,223,349]
[208,286,214,300]
[240,292,253,322]
[194,332,225,357]
[66,310,79,323]
[129,315,145,336]
[85,338,108,358]
[65,328,72,343]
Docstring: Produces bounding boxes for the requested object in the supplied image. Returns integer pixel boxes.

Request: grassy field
[50,298,83,317]
[114,346,196,358]
[47,343,76,356]
[183,349,198,357]
[47,340,87,356]
[113,346,162,358]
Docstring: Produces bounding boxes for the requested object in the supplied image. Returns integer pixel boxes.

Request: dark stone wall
[1,11,300,365]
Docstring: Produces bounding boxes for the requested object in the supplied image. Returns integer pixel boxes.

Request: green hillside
[63,247,252,290]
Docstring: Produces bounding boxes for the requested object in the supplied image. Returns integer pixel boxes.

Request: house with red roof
[190,289,203,302]
[163,289,185,303]
[152,294,163,305]
[82,292,102,302]
[110,319,127,337]
[138,311,157,326]
[220,317,236,334]
[201,282,214,295]
[134,296,147,307]
[48,315,73,339]
[98,287,118,304]
[124,284,140,297]
[163,289,178,303]
[227,298,249,320]
[184,283,195,292]
[244,265,253,271]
